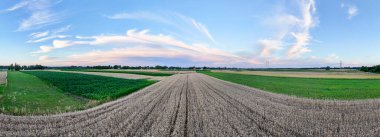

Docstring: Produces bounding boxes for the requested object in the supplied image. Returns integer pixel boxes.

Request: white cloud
[34,29,254,66]
[258,39,282,57]
[107,11,217,44]
[259,0,317,59]
[175,13,217,44]
[2,0,62,31]
[3,0,29,12]
[286,0,316,58]
[29,31,49,39]
[106,12,173,25]
[347,5,358,20]
[287,32,312,58]
[18,9,59,31]
[28,25,71,43]
[341,3,358,20]
[38,55,56,61]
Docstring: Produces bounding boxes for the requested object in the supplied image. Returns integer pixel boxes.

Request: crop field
[66,69,174,76]
[0,71,155,115]
[53,70,167,81]
[23,71,156,100]
[0,72,85,115]
[212,69,380,79]
[0,73,379,136]
[200,71,380,100]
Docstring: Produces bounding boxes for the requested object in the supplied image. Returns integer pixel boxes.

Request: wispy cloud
[258,39,283,57]
[259,0,317,59]
[28,25,71,43]
[38,55,56,61]
[2,0,29,12]
[34,29,252,66]
[107,11,217,44]
[342,4,358,20]
[174,13,217,44]
[106,12,173,25]
[2,0,62,31]
[286,0,316,58]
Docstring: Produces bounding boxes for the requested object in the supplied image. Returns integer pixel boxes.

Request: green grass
[200,71,380,100]
[65,69,174,76]
[0,85,4,96]
[0,72,85,115]
[23,71,156,100]
[0,71,156,115]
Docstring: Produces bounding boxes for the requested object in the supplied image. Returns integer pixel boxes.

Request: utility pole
[339,60,343,69]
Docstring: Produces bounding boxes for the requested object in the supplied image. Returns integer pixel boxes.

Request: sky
[0,0,379,68]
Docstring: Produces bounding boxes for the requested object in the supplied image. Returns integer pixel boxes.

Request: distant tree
[113,65,121,69]
[359,65,380,74]
[121,66,130,69]
[9,64,14,71]
[373,65,380,73]
[325,66,331,71]
[360,66,369,72]
[14,63,21,71]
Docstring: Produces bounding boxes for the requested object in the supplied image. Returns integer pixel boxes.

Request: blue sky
[0,0,379,67]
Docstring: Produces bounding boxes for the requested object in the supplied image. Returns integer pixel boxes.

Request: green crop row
[23,71,156,101]
[200,71,380,100]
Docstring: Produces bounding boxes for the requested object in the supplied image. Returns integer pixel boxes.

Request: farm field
[0,72,85,115]
[52,70,167,81]
[65,69,175,76]
[1,73,380,136]
[0,71,156,115]
[200,71,380,100]
[212,69,380,79]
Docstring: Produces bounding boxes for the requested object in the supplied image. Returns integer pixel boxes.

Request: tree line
[57,65,240,70]
[2,63,46,71]
[360,65,380,73]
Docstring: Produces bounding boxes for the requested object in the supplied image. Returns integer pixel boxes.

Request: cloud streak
[2,0,62,31]
[258,39,282,57]
[107,11,217,44]
[258,0,317,59]
[341,4,358,20]
[106,12,173,25]
[34,29,252,66]
[28,25,71,43]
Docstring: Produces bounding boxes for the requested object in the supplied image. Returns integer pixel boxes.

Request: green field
[0,72,85,115]
[0,71,156,115]
[0,85,4,96]
[200,71,380,100]
[66,69,174,76]
[23,71,156,100]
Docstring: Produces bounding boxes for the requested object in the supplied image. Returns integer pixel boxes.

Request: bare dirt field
[50,70,167,81]
[0,71,7,84]
[1,73,380,136]
[214,70,380,79]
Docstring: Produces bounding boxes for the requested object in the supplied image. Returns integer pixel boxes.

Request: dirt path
[49,70,167,81]
[0,71,6,85]
[0,73,380,136]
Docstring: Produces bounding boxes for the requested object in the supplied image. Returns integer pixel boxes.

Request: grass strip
[200,71,380,100]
